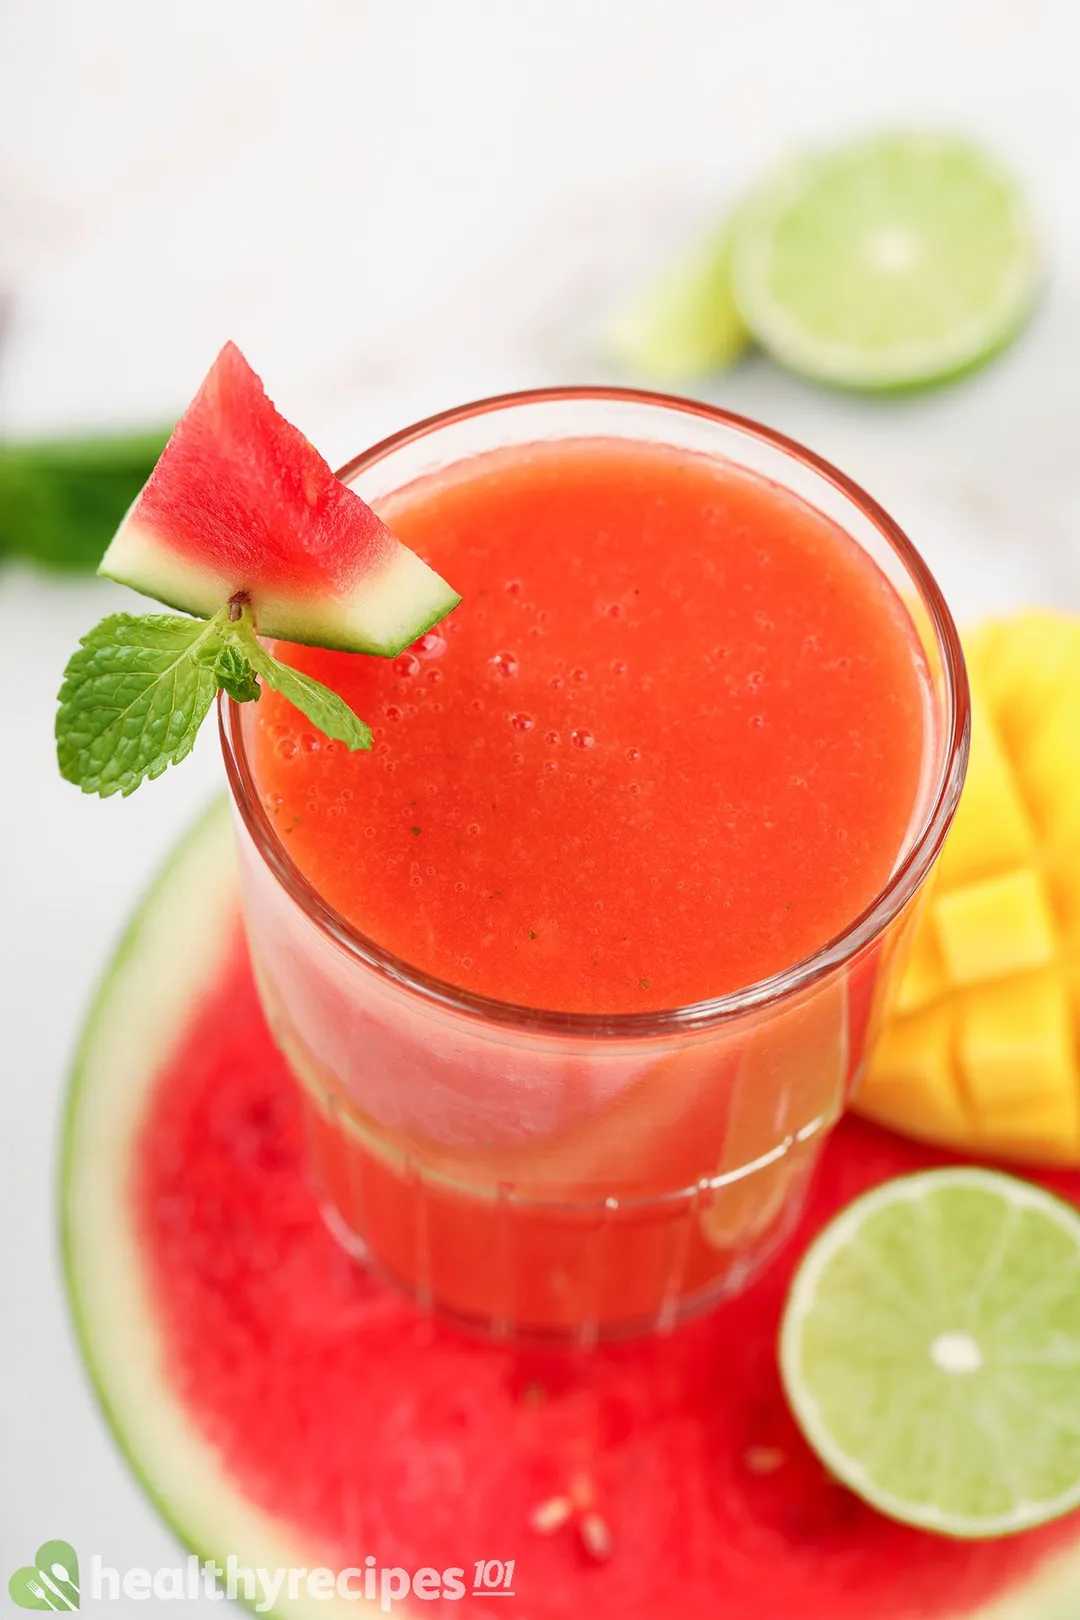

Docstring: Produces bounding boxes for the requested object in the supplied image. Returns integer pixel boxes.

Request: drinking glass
[221,388,968,1346]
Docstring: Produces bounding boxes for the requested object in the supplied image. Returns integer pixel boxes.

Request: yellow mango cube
[975,1089,1080,1163]
[956,968,1076,1117]
[860,1003,967,1142]
[983,611,1080,753]
[934,697,1036,891]
[1013,681,1080,843]
[932,868,1057,987]
[1047,822,1080,944]
[895,918,947,1015]
[962,620,1007,695]
[1065,961,1080,1051]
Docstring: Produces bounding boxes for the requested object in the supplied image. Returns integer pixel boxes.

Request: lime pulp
[780,1167,1080,1537]
[731,132,1040,390]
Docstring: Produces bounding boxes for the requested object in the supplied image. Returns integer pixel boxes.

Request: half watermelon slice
[99,343,459,656]
[62,803,1080,1620]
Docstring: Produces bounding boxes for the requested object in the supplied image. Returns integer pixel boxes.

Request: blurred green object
[604,225,752,382]
[731,132,1041,392]
[0,429,170,573]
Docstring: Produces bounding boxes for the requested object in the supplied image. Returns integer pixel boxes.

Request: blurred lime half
[732,133,1040,390]
[605,225,751,381]
[780,1168,1080,1538]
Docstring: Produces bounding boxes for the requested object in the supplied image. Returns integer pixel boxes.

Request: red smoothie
[239,433,934,1337]
[252,439,927,1012]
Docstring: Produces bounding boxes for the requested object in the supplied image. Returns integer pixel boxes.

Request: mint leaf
[209,642,261,703]
[56,612,223,797]
[234,625,372,751]
[56,601,373,800]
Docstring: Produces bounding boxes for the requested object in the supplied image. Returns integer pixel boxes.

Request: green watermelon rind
[59,800,380,1618]
[100,510,461,658]
[58,802,1080,1620]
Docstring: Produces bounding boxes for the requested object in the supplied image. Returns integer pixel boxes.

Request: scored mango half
[856,610,1080,1165]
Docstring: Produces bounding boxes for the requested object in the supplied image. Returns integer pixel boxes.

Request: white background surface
[2,0,1079,1608]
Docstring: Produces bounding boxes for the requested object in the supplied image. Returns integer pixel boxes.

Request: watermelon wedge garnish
[56,343,462,799]
[99,341,460,656]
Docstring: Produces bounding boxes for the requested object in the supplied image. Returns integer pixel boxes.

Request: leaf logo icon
[8,1542,80,1610]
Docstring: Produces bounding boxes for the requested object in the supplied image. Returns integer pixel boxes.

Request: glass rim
[220,383,970,1038]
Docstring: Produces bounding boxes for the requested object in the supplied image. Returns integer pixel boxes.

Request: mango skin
[856,612,1080,1165]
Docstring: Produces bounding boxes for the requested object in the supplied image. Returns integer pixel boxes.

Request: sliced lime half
[780,1167,1080,1538]
[732,133,1040,390]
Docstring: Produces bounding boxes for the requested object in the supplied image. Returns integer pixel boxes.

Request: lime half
[780,1167,1080,1538]
[605,224,751,381]
[732,133,1040,390]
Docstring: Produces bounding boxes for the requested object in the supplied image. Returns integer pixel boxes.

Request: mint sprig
[230,617,373,751]
[57,605,371,798]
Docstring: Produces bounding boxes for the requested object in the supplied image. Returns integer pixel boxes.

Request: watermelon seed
[744,1445,786,1475]
[579,1514,614,1563]
[528,1496,573,1535]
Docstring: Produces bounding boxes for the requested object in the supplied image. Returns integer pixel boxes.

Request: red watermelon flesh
[135,928,1080,1620]
[99,342,460,655]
